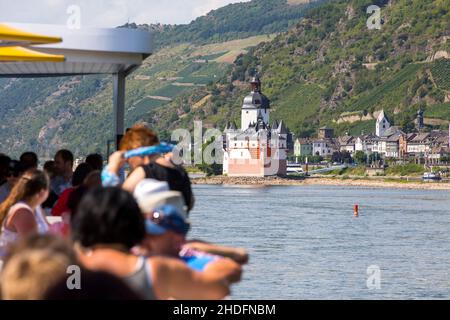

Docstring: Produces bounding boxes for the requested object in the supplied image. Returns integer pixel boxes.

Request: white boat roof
[0,22,153,77]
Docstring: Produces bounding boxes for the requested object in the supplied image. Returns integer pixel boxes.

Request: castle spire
[250,75,261,93]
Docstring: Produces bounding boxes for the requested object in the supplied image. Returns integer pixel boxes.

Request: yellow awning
[0,46,65,62]
[0,23,62,46]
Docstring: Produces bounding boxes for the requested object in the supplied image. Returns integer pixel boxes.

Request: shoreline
[191,175,450,190]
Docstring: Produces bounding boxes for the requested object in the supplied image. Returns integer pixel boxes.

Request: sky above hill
[0,0,250,27]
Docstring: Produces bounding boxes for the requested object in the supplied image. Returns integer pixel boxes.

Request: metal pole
[113,71,126,150]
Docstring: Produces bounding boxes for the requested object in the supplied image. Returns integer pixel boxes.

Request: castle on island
[222,76,289,177]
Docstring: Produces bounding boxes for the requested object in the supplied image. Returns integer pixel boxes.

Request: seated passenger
[133,179,249,269]
[71,187,241,300]
[104,124,194,213]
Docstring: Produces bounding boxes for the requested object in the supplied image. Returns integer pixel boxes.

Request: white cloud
[0,0,251,27]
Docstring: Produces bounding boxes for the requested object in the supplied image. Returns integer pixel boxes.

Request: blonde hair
[0,234,78,300]
[0,169,49,228]
[0,249,71,300]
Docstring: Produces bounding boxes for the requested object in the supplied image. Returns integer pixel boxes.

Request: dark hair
[20,152,38,171]
[0,154,11,183]
[72,163,93,187]
[71,187,145,249]
[67,185,88,219]
[43,161,57,178]
[0,154,11,169]
[55,150,74,165]
[45,270,143,300]
[8,160,24,177]
[85,154,103,171]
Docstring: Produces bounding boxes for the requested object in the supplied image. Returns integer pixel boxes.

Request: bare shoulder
[9,207,34,223]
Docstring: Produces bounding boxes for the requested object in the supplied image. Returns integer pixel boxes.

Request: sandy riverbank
[191,175,450,190]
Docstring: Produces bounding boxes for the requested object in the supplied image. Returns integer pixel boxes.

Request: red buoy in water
[354,204,359,217]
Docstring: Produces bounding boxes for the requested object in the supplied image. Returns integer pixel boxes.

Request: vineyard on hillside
[431,59,450,91]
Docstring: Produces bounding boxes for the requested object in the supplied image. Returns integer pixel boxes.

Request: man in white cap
[133,179,248,270]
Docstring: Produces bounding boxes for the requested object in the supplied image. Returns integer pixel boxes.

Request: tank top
[122,256,156,300]
[0,202,49,258]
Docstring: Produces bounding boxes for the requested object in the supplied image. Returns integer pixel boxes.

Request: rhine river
[189,184,450,299]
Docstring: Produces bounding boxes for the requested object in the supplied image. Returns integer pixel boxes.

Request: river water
[189,184,450,299]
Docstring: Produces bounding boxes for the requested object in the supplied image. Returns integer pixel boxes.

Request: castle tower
[241,76,270,130]
[376,110,390,137]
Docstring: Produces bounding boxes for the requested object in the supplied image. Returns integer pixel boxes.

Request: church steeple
[376,109,391,137]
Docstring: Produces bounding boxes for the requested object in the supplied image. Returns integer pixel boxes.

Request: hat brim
[145,220,167,235]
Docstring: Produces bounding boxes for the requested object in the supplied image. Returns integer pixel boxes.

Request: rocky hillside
[0,0,448,159]
[0,0,324,158]
[150,0,449,140]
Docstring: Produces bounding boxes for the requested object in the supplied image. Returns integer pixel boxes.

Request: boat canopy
[0,22,153,148]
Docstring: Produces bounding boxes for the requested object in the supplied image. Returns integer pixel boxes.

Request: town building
[338,135,355,154]
[406,132,430,155]
[318,127,334,140]
[294,138,313,158]
[312,139,337,157]
[355,133,378,154]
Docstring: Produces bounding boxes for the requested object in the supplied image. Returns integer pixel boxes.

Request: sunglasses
[148,209,190,235]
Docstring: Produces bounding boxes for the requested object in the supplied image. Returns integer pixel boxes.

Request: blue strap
[124,143,174,159]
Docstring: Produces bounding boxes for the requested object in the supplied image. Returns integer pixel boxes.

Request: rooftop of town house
[338,135,355,145]
[379,126,402,138]
[295,138,314,144]
[410,132,431,143]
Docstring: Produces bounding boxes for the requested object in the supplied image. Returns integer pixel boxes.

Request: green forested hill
[0,0,449,159]
[132,0,326,48]
[0,0,325,158]
[149,0,449,140]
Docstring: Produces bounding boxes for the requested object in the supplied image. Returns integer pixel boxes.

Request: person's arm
[122,167,146,193]
[11,208,38,236]
[107,151,127,176]
[151,256,240,300]
[185,240,249,265]
[204,257,243,284]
